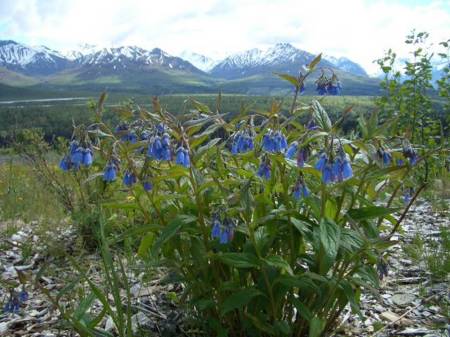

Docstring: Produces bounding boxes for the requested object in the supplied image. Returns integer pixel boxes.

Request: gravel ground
[0,201,449,337]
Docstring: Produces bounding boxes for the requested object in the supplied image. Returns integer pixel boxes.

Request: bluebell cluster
[147,133,172,161]
[285,142,309,168]
[175,146,191,168]
[231,130,254,154]
[116,124,138,144]
[262,130,288,153]
[3,290,28,314]
[211,215,235,244]
[257,158,271,180]
[315,74,342,96]
[315,150,353,184]
[293,180,310,200]
[59,141,93,171]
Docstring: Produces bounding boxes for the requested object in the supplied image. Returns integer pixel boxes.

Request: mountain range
[0,40,380,97]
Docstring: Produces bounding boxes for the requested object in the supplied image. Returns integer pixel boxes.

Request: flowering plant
[47,54,429,337]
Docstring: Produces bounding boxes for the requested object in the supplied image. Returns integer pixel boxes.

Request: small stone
[397,328,434,335]
[380,311,401,322]
[391,293,416,306]
[131,312,152,334]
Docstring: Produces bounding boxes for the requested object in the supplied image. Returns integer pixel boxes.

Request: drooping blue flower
[297,148,308,168]
[382,151,392,166]
[315,153,328,171]
[262,131,275,152]
[143,181,153,191]
[403,144,418,166]
[231,131,254,154]
[211,216,221,239]
[327,82,341,95]
[403,188,413,204]
[3,295,20,314]
[341,158,353,180]
[293,181,310,200]
[307,120,319,131]
[70,147,83,168]
[103,164,117,182]
[219,227,230,244]
[285,141,298,159]
[316,82,327,95]
[332,158,344,182]
[81,148,93,167]
[123,171,137,187]
[148,134,172,161]
[18,290,28,302]
[176,146,190,168]
[396,159,404,166]
[262,130,287,154]
[257,159,271,180]
[322,163,333,184]
[156,123,166,134]
[59,156,71,171]
[121,133,137,144]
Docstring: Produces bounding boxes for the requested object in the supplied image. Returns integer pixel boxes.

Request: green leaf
[263,256,293,275]
[347,206,398,220]
[220,288,262,315]
[137,233,155,258]
[73,292,96,321]
[218,252,260,269]
[274,72,299,87]
[309,317,325,337]
[151,216,191,255]
[308,53,322,70]
[319,220,341,273]
[312,100,332,132]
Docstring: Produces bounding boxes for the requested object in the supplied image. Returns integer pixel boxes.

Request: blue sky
[0,0,449,74]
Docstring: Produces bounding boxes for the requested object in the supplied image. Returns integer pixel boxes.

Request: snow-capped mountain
[0,40,71,75]
[210,43,334,79]
[324,55,368,77]
[63,43,100,60]
[77,46,202,73]
[178,51,218,72]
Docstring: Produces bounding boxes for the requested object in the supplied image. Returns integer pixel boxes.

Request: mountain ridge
[0,39,380,96]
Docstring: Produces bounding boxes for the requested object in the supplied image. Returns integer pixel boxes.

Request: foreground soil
[0,201,448,337]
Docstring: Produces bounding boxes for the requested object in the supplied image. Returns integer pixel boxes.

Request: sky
[0,0,449,75]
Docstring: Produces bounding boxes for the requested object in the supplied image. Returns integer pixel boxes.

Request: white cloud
[0,0,449,74]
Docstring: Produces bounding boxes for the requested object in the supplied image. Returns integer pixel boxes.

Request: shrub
[43,54,432,337]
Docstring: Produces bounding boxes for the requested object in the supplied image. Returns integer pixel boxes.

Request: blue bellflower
[297,148,308,168]
[123,171,137,187]
[211,217,235,244]
[82,148,93,167]
[285,141,298,159]
[103,163,117,182]
[71,147,84,168]
[59,156,71,171]
[293,181,310,200]
[143,181,153,191]
[231,131,254,154]
[262,130,287,153]
[175,146,190,168]
[257,159,271,180]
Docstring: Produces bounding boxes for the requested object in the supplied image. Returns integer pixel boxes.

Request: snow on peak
[179,51,218,71]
